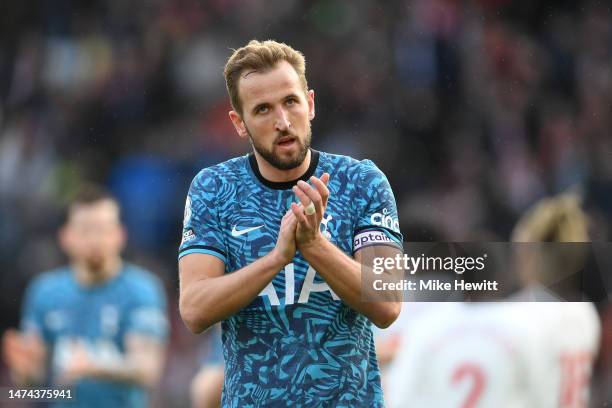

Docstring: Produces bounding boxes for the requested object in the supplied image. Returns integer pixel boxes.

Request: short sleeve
[353,160,403,253]
[125,275,169,342]
[20,278,50,343]
[178,169,227,263]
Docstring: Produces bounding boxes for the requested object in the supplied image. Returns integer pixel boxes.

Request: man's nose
[274,108,291,131]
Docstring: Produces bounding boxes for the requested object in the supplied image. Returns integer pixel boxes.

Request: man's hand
[271,209,299,265]
[55,335,165,387]
[56,340,94,385]
[2,329,46,384]
[291,173,330,249]
[290,173,402,328]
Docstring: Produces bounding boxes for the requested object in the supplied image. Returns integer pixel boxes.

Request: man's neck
[253,149,311,183]
[73,257,122,287]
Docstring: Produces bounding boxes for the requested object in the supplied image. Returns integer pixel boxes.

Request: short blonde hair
[224,40,308,115]
[512,193,589,242]
[512,193,589,287]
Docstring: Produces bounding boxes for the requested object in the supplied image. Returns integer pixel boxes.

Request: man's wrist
[298,235,328,258]
[267,248,293,269]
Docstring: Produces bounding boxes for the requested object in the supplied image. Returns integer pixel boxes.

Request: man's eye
[256,106,268,114]
[286,99,296,106]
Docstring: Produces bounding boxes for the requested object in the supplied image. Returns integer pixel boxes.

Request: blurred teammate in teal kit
[2,185,168,407]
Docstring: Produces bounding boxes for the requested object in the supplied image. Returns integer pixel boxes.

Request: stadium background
[0,0,611,406]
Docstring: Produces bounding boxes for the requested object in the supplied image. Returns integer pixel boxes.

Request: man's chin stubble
[250,138,310,171]
[270,146,308,170]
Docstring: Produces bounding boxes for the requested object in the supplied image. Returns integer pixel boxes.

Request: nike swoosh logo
[231,225,264,237]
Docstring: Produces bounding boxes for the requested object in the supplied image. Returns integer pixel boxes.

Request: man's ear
[57,226,70,255]
[229,111,248,139]
[307,89,315,121]
[118,224,128,252]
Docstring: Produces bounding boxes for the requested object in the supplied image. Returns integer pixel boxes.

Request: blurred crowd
[1,0,611,406]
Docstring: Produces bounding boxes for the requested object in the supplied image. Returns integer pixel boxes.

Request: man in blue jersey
[2,185,168,407]
[178,40,403,407]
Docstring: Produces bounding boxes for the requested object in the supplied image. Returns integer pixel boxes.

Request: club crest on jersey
[370,208,399,233]
[321,214,333,239]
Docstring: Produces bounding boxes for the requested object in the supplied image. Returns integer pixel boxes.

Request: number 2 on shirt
[452,363,486,408]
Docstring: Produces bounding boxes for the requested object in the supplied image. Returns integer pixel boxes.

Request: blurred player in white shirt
[387,193,601,408]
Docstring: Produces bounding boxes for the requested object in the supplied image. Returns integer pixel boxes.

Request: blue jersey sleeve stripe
[354,226,403,244]
[180,244,226,256]
[179,246,227,263]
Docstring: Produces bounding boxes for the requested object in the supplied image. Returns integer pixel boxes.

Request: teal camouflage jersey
[21,264,168,408]
[179,150,402,407]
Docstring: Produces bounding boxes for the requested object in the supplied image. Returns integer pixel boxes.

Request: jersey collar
[248,149,320,190]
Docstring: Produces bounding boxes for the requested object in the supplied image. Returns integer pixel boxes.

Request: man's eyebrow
[243,70,259,78]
